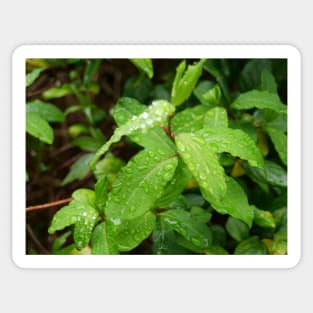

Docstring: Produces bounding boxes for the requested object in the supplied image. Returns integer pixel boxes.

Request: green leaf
[112,97,177,155]
[225,216,249,241]
[48,199,98,238]
[155,159,192,208]
[123,75,153,103]
[73,205,99,250]
[72,188,96,208]
[95,177,109,213]
[203,60,231,104]
[198,127,264,168]
[93,154,125,183]
[231,90,287,114]
[71,136,104,152]
[114,211,156,251]
[152,219,186,255]
[42,83,74,99]
[130,59,154,79]
[161,209,212,249]
[201,84,222,106]
[261,69,278,94]
[211,224,227,246]
[26,68,43,87]
[234,236,269,255]
[171,105,208,134]
[239,59,272,91]
[26,100,65,122]
[84,59,101,87]
[105,149,178,219]
[26,112,54,144]
[203,107,228,128]
[171,59,205,106]
[90,100,176,168]
[190,206,212,224]
[265,127,287,165]
[62,153,94,186]
[209,177,254,228]
[193,80,215,106]
[51,231,72,253]
[252,205,276,228]
[91,222,118,255]
[175,133,226,202]
[204,246,229,255]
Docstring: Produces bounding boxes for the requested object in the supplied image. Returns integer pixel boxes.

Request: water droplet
[142,112,148,119]
[82,212,87,216]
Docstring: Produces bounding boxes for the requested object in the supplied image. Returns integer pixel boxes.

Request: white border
[12,45,301,269]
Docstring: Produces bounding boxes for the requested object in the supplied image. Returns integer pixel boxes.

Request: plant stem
[26,197,72,213]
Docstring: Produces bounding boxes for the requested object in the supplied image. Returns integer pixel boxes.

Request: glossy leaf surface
[105,149,178,219]
[198,127,264,168]
[171,59,205,106]
[175,133,226,202]
[161,209,212,249]
[231,90,287,114]
[130,59,154,78]
[91,222,118,255]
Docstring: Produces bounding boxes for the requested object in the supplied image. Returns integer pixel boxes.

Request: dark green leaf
[27,100,65,122]
[105,149,178,219]
[210,224,227,246]
[171,59,205,106]
[204,246,229,255]
[198,127,264,168]
[175,133,226,202]
[265,127,287,165]
[84,59,101,87]
[231,90,287,114]
[161,209,212,249]
[51,231,72,253]
[261,69,278,94]
[239,59,272,91]
[130,59,154,78]
[91,222,118,255]
[62,153,94,186]
[71,136,104,152]
[26,112,53,144]
[234,236,269,255]
[114,211,156,251]
[123,75,153,103]
[225,216,250,241]
[190,206,212,224]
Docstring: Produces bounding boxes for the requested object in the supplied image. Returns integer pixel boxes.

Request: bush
[26,58,287,255]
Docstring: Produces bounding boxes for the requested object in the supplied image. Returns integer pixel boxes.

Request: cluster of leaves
[26,58,287,255]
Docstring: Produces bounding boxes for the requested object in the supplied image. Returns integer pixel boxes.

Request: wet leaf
[91,222,118,255]
[203,107,228,128]
[90,99,176,168]
[105,149,178,219]
[114,211,156,251]
[252,205,276,228]
[171,59,205,106]
[161,208,212,249]
[265,127,287,165]
[234,236,269,255]
[225,216,249,241]
[175,133,226,202]
[198,127,264,168]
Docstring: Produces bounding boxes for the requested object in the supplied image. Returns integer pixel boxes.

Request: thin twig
[26,197,72,213]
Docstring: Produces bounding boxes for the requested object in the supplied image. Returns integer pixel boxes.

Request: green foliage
[26,58,287,255]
